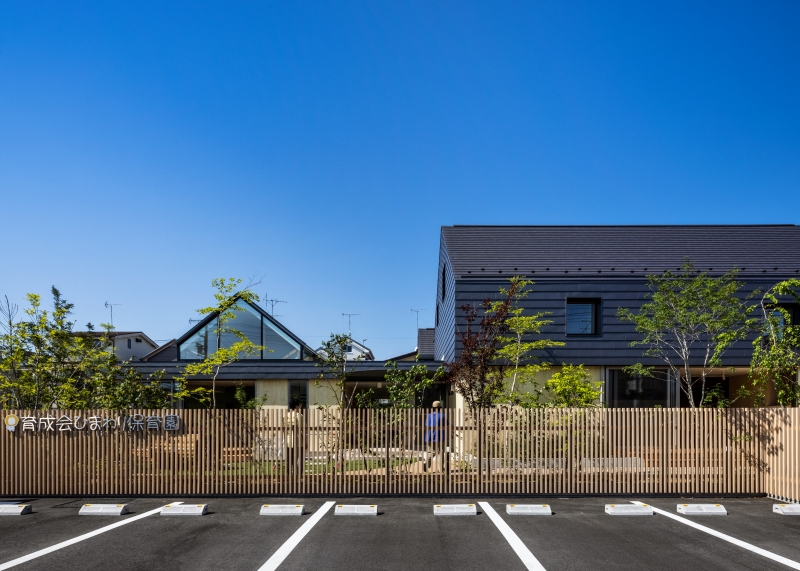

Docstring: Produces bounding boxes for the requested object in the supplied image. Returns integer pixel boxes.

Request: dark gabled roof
[385,350,418,362]
[441,225,800,278]
[417,328,435,359]
[140,339,176,362]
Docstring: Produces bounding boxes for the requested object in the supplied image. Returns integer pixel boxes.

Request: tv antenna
[342,313,360,335]
[410,308,427,331]
[104,302,121,328]
[265,292,287,316]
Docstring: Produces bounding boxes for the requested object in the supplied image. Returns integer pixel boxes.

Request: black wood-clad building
[434,225,800,408]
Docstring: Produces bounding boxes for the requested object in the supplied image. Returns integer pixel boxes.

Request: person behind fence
[285,400,305,476]
[424,401,447,473]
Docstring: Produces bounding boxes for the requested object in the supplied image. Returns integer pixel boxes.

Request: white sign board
[79,504,129,516]
[605,504,653,516]
[774,504,800,515]
[434,504,477,516]
[260,504,304,516]
[506,504,552,515]
[334,504,377,516]
[161,503,207,516]
[0,504,32,516]
[677,504,727,515]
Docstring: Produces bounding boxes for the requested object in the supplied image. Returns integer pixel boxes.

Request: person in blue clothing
[424,401,448,473]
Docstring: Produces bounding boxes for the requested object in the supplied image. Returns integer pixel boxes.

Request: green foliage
[384,358,444,408]
[176,278,264,408]
[617,260,758,408]
[315,333,364,408]
[447,277,539,410]
[749,279,800,407]
[446,277,564,410]
[544,364,602,408]
[234,382,269,409]
[0,288,176,410]
[495,282,565,406]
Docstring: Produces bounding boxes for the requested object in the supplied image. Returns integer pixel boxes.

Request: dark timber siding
[437,225,800,367]
[452,277,785,366]
[434,236,457,362]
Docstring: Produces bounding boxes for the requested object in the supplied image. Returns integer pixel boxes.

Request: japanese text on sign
[4,414,181,433]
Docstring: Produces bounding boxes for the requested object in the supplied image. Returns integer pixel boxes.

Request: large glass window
[289,380,308,408]
[262,316,301,359]
[566,299,598,335]
[179,318,218,360]
[220,302,262,359]
[179,302,305,360]
[607,369,675,408]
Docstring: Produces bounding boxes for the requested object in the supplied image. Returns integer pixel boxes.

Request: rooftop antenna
[342,313,360,336]
[104,301,121,328]
[265,292,287,316]
[410,308,427,331]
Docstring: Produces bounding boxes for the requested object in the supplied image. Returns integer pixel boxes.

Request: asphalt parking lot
[1,496,799,571]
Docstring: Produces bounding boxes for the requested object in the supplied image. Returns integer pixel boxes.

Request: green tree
[176,278,264,408]
[445,277,527,411]
[545,365,602,408]
[0,289,175,410]
[749,279,800,407]
[314,333,365,408]
[617,260,758,408]
[384,358,444,408]
[495,279,565,406]
[446,277,564,411]
[234,382,269,409]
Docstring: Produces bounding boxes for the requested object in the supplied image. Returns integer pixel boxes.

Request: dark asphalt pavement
[0,496,795,571]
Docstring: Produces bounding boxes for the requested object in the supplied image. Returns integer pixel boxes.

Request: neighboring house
[434,225,800,409]
[388,328,436,362]
[135,299,442,409]
[81,331,159,362]
[316,338,375,361]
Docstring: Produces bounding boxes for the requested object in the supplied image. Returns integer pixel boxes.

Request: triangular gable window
[178,301,303,360]
[262,315,300,359]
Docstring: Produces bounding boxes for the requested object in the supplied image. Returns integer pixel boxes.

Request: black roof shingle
[441,225,800,278]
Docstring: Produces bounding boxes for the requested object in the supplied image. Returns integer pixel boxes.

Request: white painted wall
[112,334,158,362]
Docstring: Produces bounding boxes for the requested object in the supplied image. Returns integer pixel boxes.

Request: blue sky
[1,1,798,358]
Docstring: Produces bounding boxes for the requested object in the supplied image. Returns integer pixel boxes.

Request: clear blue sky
[1,1,798,359]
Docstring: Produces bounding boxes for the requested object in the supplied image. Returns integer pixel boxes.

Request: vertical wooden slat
[2,407,798,501]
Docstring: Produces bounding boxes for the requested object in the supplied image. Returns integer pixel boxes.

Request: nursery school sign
[3,413,182,433]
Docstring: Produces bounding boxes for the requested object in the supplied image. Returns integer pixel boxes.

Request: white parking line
[0,502,180,570]
[256,501,335,571]
[631,501,800,570]
[479,502,547,571]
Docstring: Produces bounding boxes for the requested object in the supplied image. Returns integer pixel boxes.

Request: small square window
[566,299,599,335]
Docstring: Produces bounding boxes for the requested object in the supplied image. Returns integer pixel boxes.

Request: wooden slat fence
[1,408,797,498]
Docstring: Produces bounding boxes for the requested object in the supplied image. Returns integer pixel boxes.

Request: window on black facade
[566,299,599,335]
